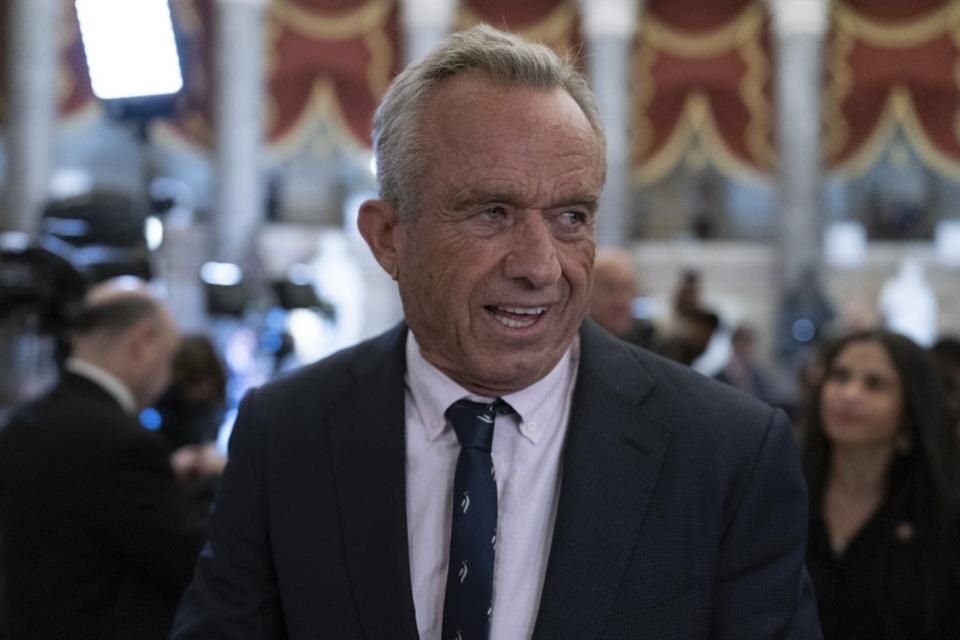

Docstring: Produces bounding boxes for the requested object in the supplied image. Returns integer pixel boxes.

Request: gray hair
[372,24,606,219]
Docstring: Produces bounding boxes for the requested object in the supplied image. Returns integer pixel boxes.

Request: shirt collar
[405,331,578,445]
[65,358,138,415]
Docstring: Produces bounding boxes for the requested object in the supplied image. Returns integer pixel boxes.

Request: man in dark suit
[173,25,820,639]
[0,279,206,639]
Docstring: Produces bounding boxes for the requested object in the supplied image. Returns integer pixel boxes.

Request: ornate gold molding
[640,4,764,58]
[272,0,393,41]
[834,1,960,49]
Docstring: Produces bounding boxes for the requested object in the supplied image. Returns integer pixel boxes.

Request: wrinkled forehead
[420,76,605,197]
[426,73,602,155]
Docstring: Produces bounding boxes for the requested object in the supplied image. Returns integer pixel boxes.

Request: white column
[2,0,62,233]
[578,0,640,247]
[768,0,829,284]
[401,0,455,64]
[212,0,268,265]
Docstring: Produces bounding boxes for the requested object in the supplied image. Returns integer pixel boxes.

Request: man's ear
[357,198,402,280]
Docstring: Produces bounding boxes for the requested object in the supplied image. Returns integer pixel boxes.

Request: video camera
[38,191,153,284]
[0,233,87,336]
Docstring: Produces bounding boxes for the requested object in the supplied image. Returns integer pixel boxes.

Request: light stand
[74,0,186,278]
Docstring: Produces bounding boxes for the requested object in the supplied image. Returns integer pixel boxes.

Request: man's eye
[481,206,507,221]
[559,211,587,226]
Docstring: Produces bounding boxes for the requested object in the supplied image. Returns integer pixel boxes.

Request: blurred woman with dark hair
[804,330,960,639]
[155,334,228,524]
[157,334,228,450]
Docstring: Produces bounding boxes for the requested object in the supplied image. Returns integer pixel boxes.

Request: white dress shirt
[65,358,137,415]
[404,333,579,640]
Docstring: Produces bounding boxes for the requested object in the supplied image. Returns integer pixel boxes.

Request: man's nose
[503,212,562,288]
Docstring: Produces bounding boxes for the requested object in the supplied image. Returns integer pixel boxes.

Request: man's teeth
[492,306,546,328]
[498,306,547,315]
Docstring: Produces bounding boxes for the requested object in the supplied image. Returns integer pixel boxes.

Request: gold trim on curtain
[632,2,773,185]
[272,0,393,41]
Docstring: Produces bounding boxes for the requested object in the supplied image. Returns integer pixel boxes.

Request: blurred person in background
[0,278,206,640]
[156,334,230,525]
[156,334,228,451]
[657,306,720,367]
[672,268,701,317]
[589,248,656,349]
[714,324,774,404]
[803,330,960,639]
[656,268,720,367]
[780,339,830,426]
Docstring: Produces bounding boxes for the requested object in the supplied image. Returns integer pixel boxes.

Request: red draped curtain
[165,0,582,152]
[825,0,960,180]
[630,0,775,186]
[168,0,403,152]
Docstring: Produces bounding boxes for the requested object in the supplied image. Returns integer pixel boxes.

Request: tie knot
[445,398,511,452]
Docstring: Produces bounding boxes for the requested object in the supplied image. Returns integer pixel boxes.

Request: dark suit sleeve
[171,389,287,639]
[713,409,822,639]
[88,429,205,591]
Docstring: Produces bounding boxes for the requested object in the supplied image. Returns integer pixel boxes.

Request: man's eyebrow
[555,195,599,212]
[451,189,523,210]
[451,191,600,211]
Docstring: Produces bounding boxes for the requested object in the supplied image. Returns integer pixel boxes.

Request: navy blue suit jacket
[173,321,821,639]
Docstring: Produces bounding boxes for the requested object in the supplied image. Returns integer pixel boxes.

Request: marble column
[578,0,641,248]
[2,0,62,233]
[768,0,829,285]
[401,0,455,64]
[212,0,268,265]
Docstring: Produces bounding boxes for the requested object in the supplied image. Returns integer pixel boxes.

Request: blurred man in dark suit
[0,278,206,640]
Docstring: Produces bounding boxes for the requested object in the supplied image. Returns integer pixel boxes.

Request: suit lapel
[327,324,419,640]
[533,322,672,639]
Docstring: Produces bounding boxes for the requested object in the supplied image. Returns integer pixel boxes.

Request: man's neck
[64,358,138,415]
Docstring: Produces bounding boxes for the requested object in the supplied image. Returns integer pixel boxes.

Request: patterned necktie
[441,398,511,640]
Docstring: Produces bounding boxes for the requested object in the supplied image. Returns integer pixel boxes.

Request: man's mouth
[485,305,549,329]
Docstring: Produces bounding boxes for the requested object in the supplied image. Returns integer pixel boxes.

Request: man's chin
[461,352,563,396]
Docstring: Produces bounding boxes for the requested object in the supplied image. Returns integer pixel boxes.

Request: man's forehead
[426,72,594,136]
[426,81,601,168]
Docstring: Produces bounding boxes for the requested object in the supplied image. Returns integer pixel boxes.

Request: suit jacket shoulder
[579,321,779,460]
[533,321,820,639]
[245,323,407,431]
[172,323,418,639]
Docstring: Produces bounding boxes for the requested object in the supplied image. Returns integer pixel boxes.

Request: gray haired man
[173,25,820,639]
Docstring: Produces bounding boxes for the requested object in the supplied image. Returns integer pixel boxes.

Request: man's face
[387,74,604,395]
[130,310,180,410]
[590,261,637,337]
